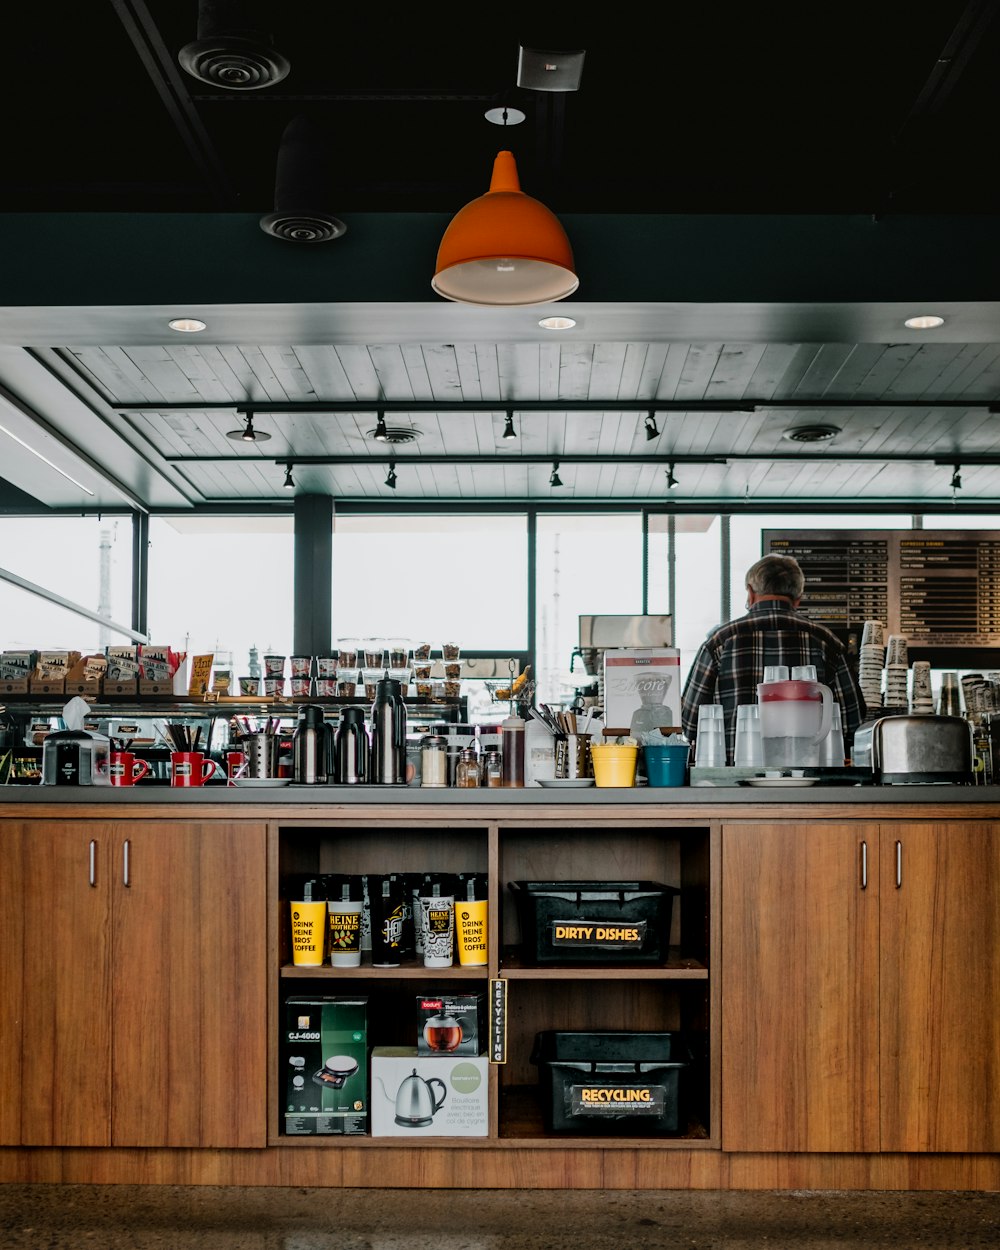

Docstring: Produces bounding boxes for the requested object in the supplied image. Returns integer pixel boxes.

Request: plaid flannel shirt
[680,602,867,763]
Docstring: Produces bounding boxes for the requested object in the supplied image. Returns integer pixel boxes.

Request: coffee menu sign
[764,530,1000,654]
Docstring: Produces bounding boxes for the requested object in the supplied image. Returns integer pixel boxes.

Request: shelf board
[499,1086,712,1147]
[280,957,486,979]
[499,947,707,980]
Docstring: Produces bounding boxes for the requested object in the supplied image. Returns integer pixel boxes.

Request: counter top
[2,782,1000,805]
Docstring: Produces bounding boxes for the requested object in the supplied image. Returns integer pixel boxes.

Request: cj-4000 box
[282,996,368,1135]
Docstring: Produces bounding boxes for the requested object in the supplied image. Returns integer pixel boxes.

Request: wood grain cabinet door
[8,821,113,1146]
[721,821,880,1153]
[109,821,267,1148]
[879,821,1000,1152]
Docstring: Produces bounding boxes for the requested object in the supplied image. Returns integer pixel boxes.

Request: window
[534,513,643,705]
[146,516,293,676]
[332,513,528,650]
[0,516,133,651]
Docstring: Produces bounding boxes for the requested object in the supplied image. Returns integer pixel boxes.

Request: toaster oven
[870,715,973,784]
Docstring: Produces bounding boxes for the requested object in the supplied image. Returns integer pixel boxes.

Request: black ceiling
[5,0,1000,218]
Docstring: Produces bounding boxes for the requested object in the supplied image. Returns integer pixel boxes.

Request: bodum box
[282,996,368,1135]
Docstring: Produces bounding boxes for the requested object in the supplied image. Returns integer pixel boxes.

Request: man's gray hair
[746,554,805,600]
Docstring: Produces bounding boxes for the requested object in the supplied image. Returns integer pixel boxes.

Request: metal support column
[131,510,149,638]
[720,514,731,624]
[293,494,333,656]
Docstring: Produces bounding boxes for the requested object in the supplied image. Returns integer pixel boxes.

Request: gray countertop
[1,782,999,804]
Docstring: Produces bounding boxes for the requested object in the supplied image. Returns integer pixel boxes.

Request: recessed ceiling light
[904,314,944,329]
[168,317,207,333]
[538,316,576,330]
[782,424,841,443]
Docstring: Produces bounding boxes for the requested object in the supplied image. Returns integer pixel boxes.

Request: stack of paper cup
[910,661,933,714]
[883,635,909,709]
[858,620,885,709]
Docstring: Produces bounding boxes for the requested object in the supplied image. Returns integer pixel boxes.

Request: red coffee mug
[170,751,217,787]
[226,750,246,784]
[109,751,151,786]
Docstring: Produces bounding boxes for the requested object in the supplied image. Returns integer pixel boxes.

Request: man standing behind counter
[680,554,867,764]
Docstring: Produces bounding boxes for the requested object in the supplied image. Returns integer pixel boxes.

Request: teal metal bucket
[644,743,689,787]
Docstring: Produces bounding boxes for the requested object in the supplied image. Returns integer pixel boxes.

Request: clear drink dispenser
[757,677,833,768]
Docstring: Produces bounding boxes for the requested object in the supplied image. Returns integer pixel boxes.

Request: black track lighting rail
[113,399,1000,415]
[158,451,1000,467]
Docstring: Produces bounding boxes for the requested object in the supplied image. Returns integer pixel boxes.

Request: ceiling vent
[366,426,421,445]
[782,424,841,443]
[178,0,290,90]
[259,116,346,242]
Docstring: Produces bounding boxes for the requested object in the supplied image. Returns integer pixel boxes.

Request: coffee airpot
[334,706,370,784]
[370,673,407,784]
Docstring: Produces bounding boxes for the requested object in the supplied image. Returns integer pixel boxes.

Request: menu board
[763,530,1000,663]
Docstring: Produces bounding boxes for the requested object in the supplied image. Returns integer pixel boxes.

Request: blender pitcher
[757,677,833,768]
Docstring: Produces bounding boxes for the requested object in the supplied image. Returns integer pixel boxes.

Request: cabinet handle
[860,840,868,889]
[896,840,902,889]
[89,839,97,887]
[122,839,131,888]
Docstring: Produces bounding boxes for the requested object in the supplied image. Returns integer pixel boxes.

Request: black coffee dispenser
[370,673,407,785]
[334,706,370,784]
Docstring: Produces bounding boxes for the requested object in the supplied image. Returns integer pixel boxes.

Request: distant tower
[249,645,261,679]
[97,527,113,649]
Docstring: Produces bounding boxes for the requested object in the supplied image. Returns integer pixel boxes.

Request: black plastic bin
[508,880,679,965]
[531,1030,690,1135]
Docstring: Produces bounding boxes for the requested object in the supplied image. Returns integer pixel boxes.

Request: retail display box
[282,996,368,1136]
[370,1047,489,1137]
[531,1030,690,1135]
[508,880,679,965]
[602,648,682,736]
[416,993,487,1057]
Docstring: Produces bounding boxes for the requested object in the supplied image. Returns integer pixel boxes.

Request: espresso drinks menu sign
[764,530,1000,656]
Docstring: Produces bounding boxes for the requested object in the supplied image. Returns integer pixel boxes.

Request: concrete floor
[1,1185,999,1249]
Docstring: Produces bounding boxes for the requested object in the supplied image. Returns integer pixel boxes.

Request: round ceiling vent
[366,426,422,445]
[782,424,841,443]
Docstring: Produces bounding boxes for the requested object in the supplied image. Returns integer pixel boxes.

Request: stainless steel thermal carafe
[292,704,332,784]
[334,706,370,784]
[370,674,407,785]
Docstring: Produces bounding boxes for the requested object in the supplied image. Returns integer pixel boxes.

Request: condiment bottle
[420,734,448,788]
[483,748,503,787]
[455,747,481,788]
[501,714,525,787]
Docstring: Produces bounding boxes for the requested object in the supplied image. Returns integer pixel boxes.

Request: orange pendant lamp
[432,150,578,306]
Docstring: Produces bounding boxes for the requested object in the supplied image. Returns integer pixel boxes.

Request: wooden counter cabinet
[721,819,1000,1153]
[0,818,267,1148]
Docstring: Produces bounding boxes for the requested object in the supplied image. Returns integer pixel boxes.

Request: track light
[951,464,962,492]
[385,461,398,490]
[373,413,390,442]
[226,410,270,443]
[282,464,294,490]
[549,461,563,488]
[666,462,679,490]
[645,414,659,441]
[502,412,517,440]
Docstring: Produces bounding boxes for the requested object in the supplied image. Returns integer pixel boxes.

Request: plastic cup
[762,666,789,683]
[694,725,726,767]
[590,743,639,787]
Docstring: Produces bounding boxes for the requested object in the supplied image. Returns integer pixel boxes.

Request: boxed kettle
[370,1047,488,1137]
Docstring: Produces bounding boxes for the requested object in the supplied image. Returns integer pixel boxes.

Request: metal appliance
[41,728,111,786]
[870,715,974,784]
[370,673,407,784]
[334,706,369,784]
[292,704,332,784]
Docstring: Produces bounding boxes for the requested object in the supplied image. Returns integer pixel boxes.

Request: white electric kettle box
[371,1048,488,1137]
